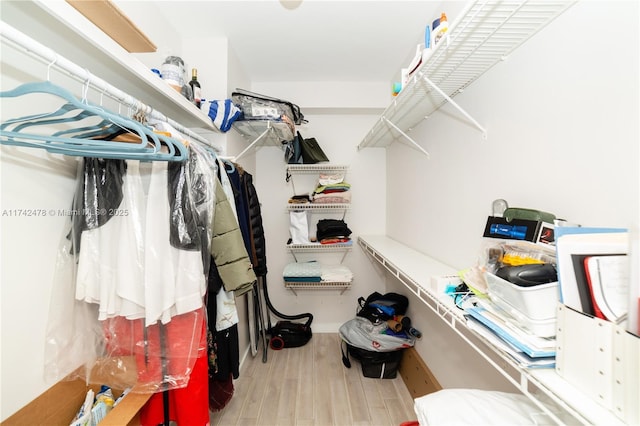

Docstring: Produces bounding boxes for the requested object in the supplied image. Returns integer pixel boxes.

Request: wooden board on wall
[400,347,442,399]
[66,0,156,53]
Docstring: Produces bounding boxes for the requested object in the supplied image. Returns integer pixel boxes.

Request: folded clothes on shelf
[316,219,351,242]
[283,261,353,283]
[312,182,351,204]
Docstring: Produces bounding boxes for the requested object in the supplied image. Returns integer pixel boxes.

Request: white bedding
[414,389,551,425]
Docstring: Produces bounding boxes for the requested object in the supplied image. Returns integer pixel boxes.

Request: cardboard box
[2,357,150,426]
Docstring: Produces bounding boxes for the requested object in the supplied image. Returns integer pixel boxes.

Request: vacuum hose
[260,275,313,329]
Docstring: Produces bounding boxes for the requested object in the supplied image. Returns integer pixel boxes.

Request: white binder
[555,304,639,425]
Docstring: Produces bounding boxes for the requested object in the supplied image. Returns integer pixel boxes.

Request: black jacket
[241,169,267,277]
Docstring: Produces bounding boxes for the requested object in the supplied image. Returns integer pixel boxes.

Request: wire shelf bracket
[383,117,431,158]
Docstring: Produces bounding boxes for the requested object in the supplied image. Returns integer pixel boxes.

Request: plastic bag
[45,154,213,393]
[339,317,415,352]
[289,211,309,244]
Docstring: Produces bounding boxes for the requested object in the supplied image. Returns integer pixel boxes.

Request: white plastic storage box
[485,272,559,320]
[495,306,556,338]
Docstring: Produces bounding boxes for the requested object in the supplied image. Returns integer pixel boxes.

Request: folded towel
[318,173,345,186]
[201,99,242,132]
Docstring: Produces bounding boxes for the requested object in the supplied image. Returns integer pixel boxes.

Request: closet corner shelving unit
[357,0,576,157]
[231,120,293,161]
[358,234,628,426]
[285,164,352,294]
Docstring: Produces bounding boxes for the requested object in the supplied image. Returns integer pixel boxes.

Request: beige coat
[210,177,256,296]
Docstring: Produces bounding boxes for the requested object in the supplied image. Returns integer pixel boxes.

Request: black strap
[340,340,351,369]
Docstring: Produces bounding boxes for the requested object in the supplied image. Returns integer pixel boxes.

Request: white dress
[76,159,206,326]
[75,159,145,321]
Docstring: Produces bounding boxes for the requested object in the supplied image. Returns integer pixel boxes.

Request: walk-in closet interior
[1,1,639,425]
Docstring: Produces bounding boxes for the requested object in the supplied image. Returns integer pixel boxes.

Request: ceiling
[128,0,459,83]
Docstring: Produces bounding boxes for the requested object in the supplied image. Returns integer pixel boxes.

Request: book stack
[465,301,556,368]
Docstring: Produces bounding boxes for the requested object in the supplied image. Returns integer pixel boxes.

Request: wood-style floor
[210,333,418,426]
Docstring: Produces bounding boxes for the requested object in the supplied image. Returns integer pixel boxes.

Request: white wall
[0,43,80,419]
[386,0,639,390]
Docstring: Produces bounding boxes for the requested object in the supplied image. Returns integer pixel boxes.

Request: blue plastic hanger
[9,104,143,147]
[220,157,236,174]
[0,131,187,162]
[1,82,148,140]
[0,81,188,162]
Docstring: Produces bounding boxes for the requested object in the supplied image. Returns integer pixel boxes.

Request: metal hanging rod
[0,21,216,150]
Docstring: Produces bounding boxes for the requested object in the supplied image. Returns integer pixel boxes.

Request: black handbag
[298,131,329,164]
[285,133,303,164]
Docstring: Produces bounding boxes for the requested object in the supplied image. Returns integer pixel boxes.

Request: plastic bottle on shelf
[392,81,402,97]
[422,24,432,63]
[433,12,448,47]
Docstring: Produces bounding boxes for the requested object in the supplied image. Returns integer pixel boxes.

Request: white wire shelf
[284,280,352,295]
[286,243,353,252]
[230,120,294,161]
[232,120,293,146]
[284,281,352,289]
[286,203,351,212]
[286,164,349,174]
[357,0,575,154]
[357,235,626,426]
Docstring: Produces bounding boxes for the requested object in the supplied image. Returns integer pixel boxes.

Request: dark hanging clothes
[241,169,268,276]
[71,158,125,251]
[205,256,239,412]
[212,324,239,380]
[206,259,240,378]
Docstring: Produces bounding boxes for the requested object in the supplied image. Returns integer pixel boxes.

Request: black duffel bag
[356,292,409,324]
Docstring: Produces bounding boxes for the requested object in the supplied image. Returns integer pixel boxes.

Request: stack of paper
[465,302,556,368]
[555,227,629,322]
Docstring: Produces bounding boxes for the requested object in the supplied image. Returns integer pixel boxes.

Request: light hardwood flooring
[210,333,418,426]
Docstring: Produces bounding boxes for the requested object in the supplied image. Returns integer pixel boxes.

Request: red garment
[140,348,210,426]
[103,310,205,391]
[319,237,351,245]
[102,310,210,425]
[209,372,234,412]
